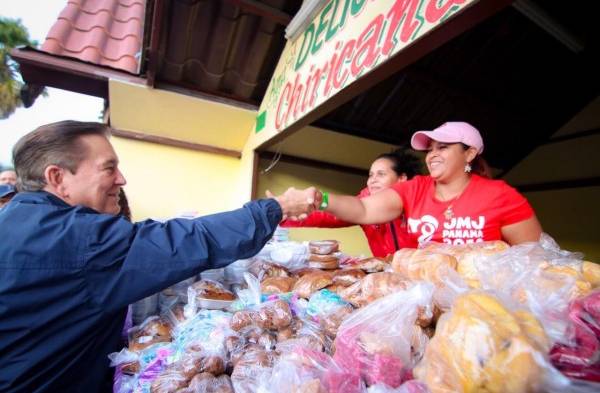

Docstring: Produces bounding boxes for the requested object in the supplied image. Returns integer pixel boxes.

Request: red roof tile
[41,0,145,74]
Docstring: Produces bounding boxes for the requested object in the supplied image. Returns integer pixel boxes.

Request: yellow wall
[112,137,241,221]
[109,80,254,151]
[524,187,600,262]
[257,158,372,256]
[108,79,252,220]
[503,97,600,262]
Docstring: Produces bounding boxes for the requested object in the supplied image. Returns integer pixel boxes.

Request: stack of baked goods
[308,240,340,270]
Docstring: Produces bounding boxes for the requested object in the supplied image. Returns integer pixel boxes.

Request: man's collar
[12,190,71,208]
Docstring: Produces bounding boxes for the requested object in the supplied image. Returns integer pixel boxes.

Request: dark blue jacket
[0,191,281,393]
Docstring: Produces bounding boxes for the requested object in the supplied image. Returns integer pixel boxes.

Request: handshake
[266,187,324,221]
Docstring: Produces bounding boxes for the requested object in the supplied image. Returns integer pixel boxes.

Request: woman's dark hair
[376,147,422,179]
[460,143,491,178]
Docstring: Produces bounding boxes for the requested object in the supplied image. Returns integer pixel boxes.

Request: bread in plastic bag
[338,272,410,308]
[307,289,354,339]
[472,235,591,344]
[230,346,277,393]
[334,282,435,388]
[413,290,566,393]
[332,269,366,287]
[391,249,458,286]
[582,261,600,288]
[261,276,297,294]
[249,260,291,281]
[367,380,430,393]
[266,346,364,393]
[421,240,509,288]
[293,270,334,299]
[550,289,600,382]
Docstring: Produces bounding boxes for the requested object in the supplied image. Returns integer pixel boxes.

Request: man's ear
[44,165,67,195]
[398,173,408,182]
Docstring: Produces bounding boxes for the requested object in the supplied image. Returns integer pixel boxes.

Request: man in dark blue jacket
[0,121,316,393]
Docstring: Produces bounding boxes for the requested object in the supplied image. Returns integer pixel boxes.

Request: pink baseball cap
[411,122,484,154]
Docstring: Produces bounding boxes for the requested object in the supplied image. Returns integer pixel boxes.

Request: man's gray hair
[13,121,111,192]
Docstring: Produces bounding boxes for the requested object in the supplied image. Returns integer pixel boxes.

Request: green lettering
[325,0,340,41]
[295,24,315,71]
[311,1,333,55]
[350,0,367,16]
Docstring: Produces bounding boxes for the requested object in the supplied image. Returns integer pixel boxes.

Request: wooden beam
[251,150,260,200]
[260,151,368,177]
[516,177,600,193]
[146,0,166,87]
[155,81,259,112]
[111,128,242,158]
[541,127,600,145]
[223,0,292,26]
[11,48,145,98]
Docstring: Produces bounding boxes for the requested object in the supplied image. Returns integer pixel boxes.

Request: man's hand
[266,187,320,221]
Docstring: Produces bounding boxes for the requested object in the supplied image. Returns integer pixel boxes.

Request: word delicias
[275,0,468,130]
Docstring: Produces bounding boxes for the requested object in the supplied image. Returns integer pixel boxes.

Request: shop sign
[255,0,477,135]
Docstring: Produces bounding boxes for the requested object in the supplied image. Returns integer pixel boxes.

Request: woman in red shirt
[280,149,421,257]
[311,122,542,246]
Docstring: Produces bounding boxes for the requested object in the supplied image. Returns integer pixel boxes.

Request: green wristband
[319,191,329,210]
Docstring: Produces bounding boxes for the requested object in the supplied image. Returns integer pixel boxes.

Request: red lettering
[351,14,383,77]
[323,41,342,97]
[333,39,355,90]
[383,0,421,56]
[309,63,328,108]
[301,65,315,113]
[425,0,466,23]
[275,82,292,130]
[285,74,302,125]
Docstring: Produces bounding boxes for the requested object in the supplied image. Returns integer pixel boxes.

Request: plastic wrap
[266,347,364,393]
[260,276,297,294]
[132,294,159,325]
[293,271,334,299]
[420,240,509,288]
[332,269,366,287]
[473,236,591,344]
[413,291,570,393]
[367,380,429,393]
[334,282,435,388]
[583,262,600,288]
[307,289,354,339]
[308,240,340,255]
[338,272,410,308]
[551,289,600,382]
[230,299,293,332]
[230,347,277,393]
[391,249,458,286]
[128,316,172,352]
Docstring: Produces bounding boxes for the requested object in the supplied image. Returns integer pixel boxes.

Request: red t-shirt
[281,187,412,257]
[391,175,534,246]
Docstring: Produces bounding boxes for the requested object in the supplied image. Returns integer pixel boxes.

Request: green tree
[0,17,41,119]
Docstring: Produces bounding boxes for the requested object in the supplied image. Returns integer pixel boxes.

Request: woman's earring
[464,163,472,173]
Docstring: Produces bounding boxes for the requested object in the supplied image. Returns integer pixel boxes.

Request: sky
[0,1,104,168]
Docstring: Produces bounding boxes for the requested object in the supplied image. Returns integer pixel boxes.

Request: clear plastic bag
[333,282,435,388]
[413,290,571,393]
[550,289,600,382]
[231,346,277,393]
[307,289,354,339]
[367,380,430,393]
[266,347,365,393]
[474,235,591,345]
[391,249,458,286]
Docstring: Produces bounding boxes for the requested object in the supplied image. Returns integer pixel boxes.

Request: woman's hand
[266,187,320,221]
